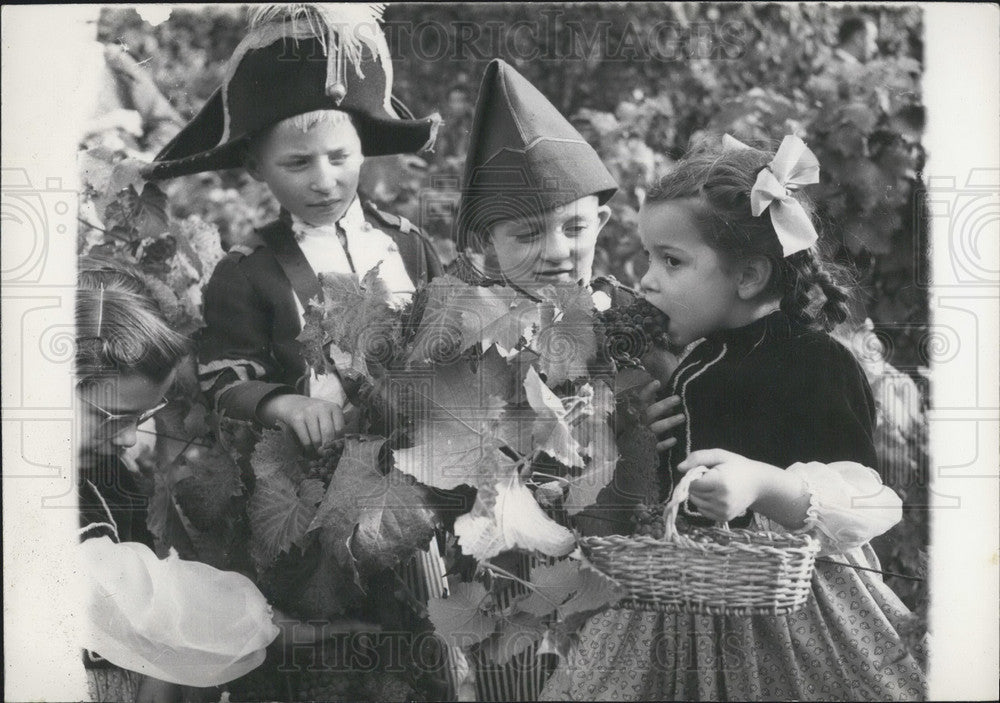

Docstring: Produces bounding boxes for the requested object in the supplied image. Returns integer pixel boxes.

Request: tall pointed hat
[143,4,440,180]
[455,59,618,251]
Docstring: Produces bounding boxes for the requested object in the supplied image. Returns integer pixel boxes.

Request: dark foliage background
[92,3,928,615]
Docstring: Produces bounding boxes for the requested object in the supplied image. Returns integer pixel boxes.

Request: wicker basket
[579,466,820,616]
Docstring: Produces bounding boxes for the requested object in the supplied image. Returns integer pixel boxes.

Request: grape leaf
[454,475,576,560]
[248,472,319,572]
[427,581,498,649]
[395,434,517,491]
[298,301,328,369]
[298,478,326,506]
[293,536,367,619]
[563,424,618,516]
[250,428,310,484]
[216,415,258,465]
[523,367,586,469]
[406,275,474,365]
[390,360,513,490]
[555,561,624,619]
[476,344,519,402]
[514,561,585,616]
[145,467,198,560]
[458,286,544,357]
[614,367,653,397]
[176,214,226,280]
[478,612,548,665]
[136,184,170,239]
[309,437,439,577]
[564,381,619,515]
[298,266,401,377]
[533,284,598,384]
[78,148,117,217]
[169,496,237,571]
[172,441,244,531]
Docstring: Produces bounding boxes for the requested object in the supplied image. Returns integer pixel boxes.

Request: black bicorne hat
[455,59,618,251]
[143,4,441,181]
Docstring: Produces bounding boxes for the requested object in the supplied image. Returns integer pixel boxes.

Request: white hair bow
[723,134,821,257]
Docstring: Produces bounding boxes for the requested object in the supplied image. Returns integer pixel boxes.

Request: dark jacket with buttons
[197,202,443,421]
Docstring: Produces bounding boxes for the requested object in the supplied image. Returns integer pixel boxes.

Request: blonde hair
[282,108,353,133]
[76,256,189,385]
[245,109,358,165]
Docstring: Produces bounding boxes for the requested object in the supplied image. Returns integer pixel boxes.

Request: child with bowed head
[75,257,280,703]
[144,4,443,454]
[540,136,926,701]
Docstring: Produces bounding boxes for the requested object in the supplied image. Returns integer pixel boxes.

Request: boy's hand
[678,449,778,523]
[257,394,344,453]
[637,380,684,453]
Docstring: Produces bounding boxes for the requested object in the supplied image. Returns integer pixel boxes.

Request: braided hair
[645,140,852,331]
[76,256,190,385]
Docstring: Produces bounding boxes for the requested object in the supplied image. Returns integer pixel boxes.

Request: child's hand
[637,380,684,453]
[678,449,779,523]
[257,394,344,453]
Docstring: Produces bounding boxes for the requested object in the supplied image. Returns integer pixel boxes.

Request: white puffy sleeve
[78,537,280,687]
[784,461,902,556]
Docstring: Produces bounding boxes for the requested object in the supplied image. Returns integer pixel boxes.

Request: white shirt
[289,199,417,406]
[289,198,415,322]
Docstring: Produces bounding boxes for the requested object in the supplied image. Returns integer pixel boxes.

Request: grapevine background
[84,0,928,627]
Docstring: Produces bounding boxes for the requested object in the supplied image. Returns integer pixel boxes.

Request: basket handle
[663,466,729,540]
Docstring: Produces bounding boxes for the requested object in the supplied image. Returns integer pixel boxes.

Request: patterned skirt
[540,544,926,702]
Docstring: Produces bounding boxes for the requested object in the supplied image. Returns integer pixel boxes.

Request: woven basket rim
[579,526,821,555]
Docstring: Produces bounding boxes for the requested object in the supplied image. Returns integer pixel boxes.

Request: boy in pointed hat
[453,58,618,290]
[452,58,685,702]
[145,5,444,452]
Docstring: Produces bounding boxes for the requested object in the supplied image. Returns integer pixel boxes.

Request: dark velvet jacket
[662,310,878,525]
[576,309,878,536]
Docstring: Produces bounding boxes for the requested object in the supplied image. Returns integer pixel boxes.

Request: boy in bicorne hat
[144,5,444,453]
[142,6,458,700]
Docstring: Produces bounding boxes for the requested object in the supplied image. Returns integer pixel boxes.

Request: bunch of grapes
[630,502,666,539]
[308,439,345,484]
[597,298,671,368]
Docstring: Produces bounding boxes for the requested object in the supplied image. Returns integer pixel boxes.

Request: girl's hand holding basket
[579,454,820,616]
[679,449,814,529]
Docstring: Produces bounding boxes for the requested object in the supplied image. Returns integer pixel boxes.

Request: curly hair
[645,140,852,331]
[76,256,190,385]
